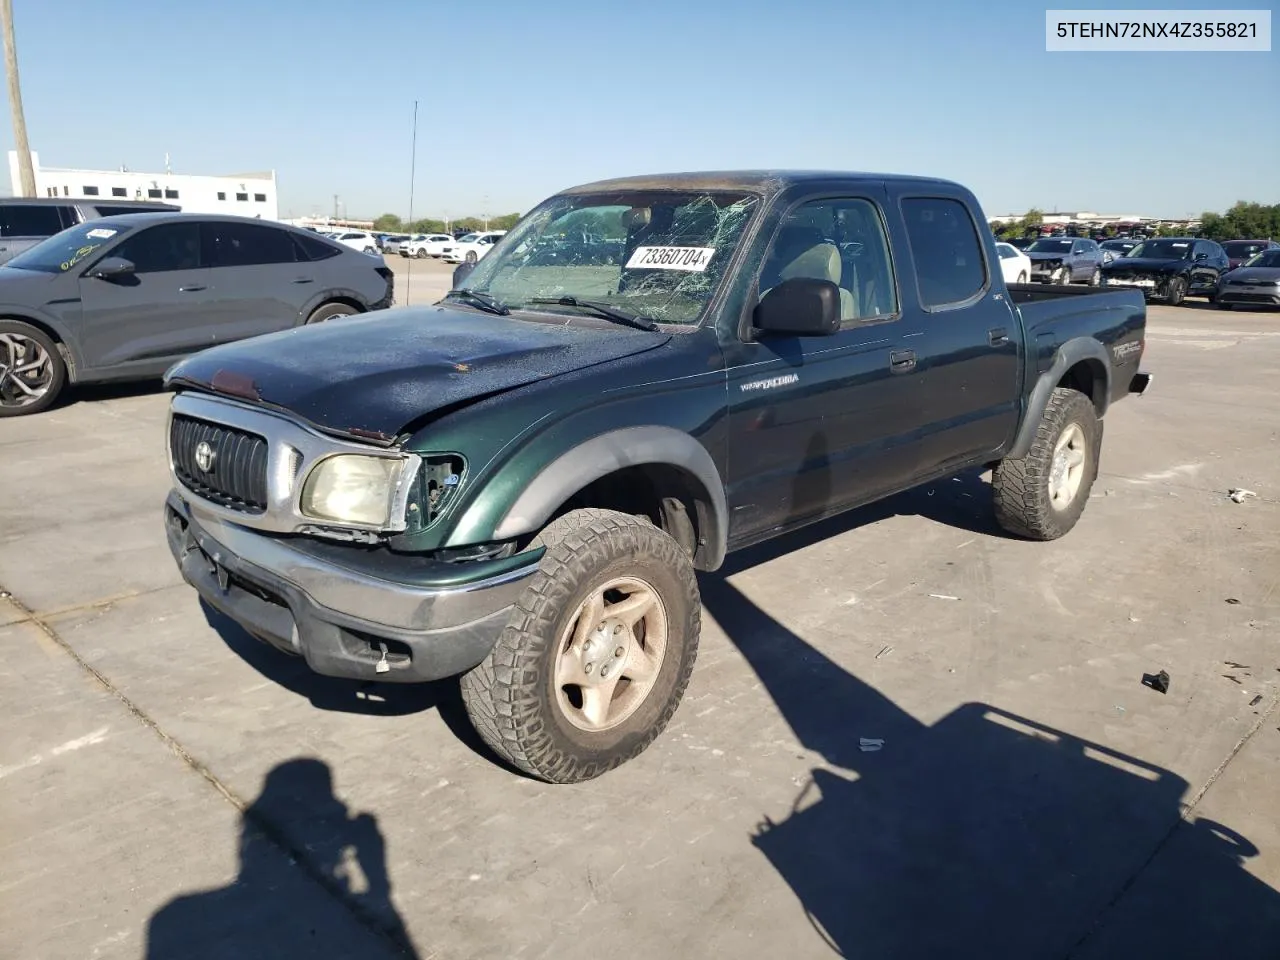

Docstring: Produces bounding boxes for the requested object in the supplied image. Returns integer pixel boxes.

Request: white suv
[441,231,507,264]
[331,231,380,255]
[401,234,456,258]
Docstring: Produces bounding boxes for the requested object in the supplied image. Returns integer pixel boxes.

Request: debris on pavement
[928,594,960,601]
[1224,661,1251,669]
[1250,695,1264,707]
[0,590,10,599]
[1225,598,1241,605]
[1223,675,1243,685]
[858,738,885,752]
[1141,670,1171,694]
[1228,488,1257,503]
[875,645,893,660]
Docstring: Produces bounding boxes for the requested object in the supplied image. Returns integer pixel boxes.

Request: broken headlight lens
[300,455,407,527]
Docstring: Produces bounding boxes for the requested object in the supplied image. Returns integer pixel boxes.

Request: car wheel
[460,508,700,784]
[1088,267,1101,286]
[992,387,1100,541]
[1165,276,1186,306]
[305,302,359,325]
[0,320,66,417]
[1017,271,1028,284]
[415,248,428,259]
[465,250,478,263]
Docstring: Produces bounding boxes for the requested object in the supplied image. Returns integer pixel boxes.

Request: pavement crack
[2,585,421,959]
[1062,694,1279,959]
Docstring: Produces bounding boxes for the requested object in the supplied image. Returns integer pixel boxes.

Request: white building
[7,151,279,220]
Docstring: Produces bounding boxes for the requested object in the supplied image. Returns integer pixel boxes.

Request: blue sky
[3,0,1275,219]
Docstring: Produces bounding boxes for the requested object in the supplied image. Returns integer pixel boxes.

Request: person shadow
[699,558,1280,958]
[146,758,420,959]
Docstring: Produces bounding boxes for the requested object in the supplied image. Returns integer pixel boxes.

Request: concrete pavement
[1,300,1277,959]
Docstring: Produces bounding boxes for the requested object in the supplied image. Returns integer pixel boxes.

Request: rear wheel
[305,302,359,325]
[460,508,700,783]
[1165,276,1186,306]
[992,387,1099,541]
[0,320,66,417]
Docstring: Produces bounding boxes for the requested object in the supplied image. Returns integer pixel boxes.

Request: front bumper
[165,490,540,683]
[1217,287,1280,306]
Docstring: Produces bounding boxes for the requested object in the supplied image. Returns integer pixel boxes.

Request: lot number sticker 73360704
[625,246,716,272]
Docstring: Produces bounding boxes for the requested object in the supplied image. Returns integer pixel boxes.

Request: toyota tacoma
[162,171,1151,783]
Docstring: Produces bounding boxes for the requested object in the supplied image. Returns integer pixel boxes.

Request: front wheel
[1058,265,1073,285]
[1088,267,1101,286]
[1165,276,1186,306]
[992,387,1099,541]
[460,508,700,783]
[0,320,67,417]
[1017,270,1028,284]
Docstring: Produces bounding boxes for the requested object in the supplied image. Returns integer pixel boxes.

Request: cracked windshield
[460,191,759,325]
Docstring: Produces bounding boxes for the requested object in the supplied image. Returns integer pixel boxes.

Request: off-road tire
[0,320,67,417]
[992,387,1100,541]
[1165,277,1186,306]
[305,302,358,325]
[460,508,700,783]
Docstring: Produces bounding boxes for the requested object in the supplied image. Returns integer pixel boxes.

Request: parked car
[1098,239,1138,264]
[0,197,181,267]
[441,230,507,263]
[1215,248,1280,310]
[1100,237,1230,305]
[994,241,1032,284]
[1002,236,1035,250]
[401,234,456,258]
[382,234,414,255]
[1025,237,1104,285]
[330,231,381,255]
[160,170,1150,783]
[0,213,395,416]
[1221,239,1279,271]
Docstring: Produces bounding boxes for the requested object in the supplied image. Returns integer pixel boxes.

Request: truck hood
[164,305,670,441]
[1101,257,1187,274]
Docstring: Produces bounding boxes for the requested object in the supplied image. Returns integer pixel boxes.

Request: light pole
[1,0,36,197]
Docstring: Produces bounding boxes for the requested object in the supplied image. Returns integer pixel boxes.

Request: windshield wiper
[527,296,658,332]
[444,289,510,315]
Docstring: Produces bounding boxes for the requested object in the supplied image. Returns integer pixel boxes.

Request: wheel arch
[483,426,729,571]
[0,310,82,382]
[1007,337,1111,460]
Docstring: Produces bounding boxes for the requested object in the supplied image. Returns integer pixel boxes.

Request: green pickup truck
[163,171,1150,783]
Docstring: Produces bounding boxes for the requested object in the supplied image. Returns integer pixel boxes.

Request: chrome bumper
[165,491,540,682]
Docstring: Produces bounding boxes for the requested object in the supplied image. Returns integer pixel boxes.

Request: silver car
[1216,248,1280,310]
[0,213,395,416]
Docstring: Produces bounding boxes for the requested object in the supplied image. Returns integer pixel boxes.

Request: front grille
[170,415,269,513]
[1225,293,1279,304]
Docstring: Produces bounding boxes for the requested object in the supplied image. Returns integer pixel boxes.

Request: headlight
[300,455,408,527]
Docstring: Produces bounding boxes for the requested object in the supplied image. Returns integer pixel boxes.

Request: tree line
[371,212,523,234]
[989,202,1279,241]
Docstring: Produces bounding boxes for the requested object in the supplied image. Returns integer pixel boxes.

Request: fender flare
[490,425,729,570]
[0,306,85,381]
[1007,336,1112,460]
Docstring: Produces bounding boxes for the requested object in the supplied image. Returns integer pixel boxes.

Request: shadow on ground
[59,378,166,409]
[199,601,498,763]
[146,758,419,959]
[698,574,1280,958]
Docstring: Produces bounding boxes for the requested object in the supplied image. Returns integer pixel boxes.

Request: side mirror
[89,257,136,280]
[1194,252,1207,261]
[452,261,476,288]
[754,278,841,336]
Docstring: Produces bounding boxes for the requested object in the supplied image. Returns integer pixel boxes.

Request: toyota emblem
[194,441,216,473]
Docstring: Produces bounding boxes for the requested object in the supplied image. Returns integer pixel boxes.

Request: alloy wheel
[0,333,54,410]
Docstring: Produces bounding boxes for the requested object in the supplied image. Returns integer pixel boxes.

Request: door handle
[179,285,206,292]
[292,277,314,284]
[889,350,916,374]
[989,327,1010,346]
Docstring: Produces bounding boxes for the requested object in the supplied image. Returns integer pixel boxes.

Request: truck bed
[1007,282,1146,337]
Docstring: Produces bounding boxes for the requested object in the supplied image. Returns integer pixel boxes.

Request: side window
[0,204,66,238]
[113,222,203,273]
[760,197,898,323]
[901,197,987,309]
[208,222,297,267]
[292,232,341,261]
